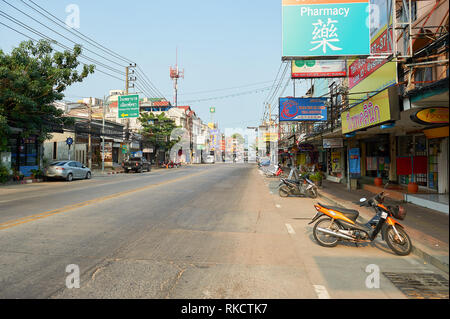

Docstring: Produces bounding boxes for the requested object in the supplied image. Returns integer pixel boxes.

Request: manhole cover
[383,272,449,299]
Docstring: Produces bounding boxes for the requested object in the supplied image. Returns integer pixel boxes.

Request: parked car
[122,157,151,173]
[205,155,215,164]
[44,161,91,181]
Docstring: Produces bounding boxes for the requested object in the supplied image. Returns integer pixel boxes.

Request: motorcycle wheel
[313,218,341,247]
[307,188,318,199]
[279,185,290,197]
[384,225,412,256]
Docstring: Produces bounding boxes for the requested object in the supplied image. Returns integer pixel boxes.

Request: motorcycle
[308,189,412,256]
[264,165,283,178]
[279,177,318,198]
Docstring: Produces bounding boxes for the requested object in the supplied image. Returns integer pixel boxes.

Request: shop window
[397,135,428,187]
[428,139,441,190]
[365,139,390,178]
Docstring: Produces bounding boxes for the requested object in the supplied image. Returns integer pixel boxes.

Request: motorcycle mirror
[359,198,367,202]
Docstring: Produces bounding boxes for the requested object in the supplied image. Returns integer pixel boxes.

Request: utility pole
[125,63,136,156]
[88,97,92,169]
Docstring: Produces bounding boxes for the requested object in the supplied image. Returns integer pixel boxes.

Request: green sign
[121,145,128,154]
[118,95,139,118]
[210,107,215,113]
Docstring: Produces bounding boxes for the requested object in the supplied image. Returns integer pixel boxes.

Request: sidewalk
[318,180,449,274]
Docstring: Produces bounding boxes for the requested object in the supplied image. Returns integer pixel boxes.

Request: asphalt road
[0,164,447,299]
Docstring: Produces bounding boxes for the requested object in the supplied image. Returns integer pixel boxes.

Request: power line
[0,20,124,83]
[179,86,273,104]
[24,0,134,65]
[1,1,126,73]
[5,0,165,98]
[0,10,125,76]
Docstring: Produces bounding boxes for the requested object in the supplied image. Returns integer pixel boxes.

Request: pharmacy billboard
[282,0,370,59]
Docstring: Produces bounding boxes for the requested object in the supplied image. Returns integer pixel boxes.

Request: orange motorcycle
[308,190,412,256]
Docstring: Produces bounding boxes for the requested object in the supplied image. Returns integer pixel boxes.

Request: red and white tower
[170,48,184,107]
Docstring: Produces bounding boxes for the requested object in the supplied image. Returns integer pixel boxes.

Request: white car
[205,155,215,164]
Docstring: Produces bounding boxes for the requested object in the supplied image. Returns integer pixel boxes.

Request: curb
[318,192,449,274]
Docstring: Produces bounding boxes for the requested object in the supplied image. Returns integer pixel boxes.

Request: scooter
[264,165,283,177]
[308,189,412,256]
[279,177,318,198]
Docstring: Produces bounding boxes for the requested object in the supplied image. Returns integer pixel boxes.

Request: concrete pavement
[0,164,448,299]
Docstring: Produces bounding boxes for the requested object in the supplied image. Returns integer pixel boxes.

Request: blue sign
[279,97,328,121]
[282,0,370,58]
[349,148,361,176]
[66,137,73,146]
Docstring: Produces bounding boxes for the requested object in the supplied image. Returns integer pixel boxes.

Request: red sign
[348,29,392,89]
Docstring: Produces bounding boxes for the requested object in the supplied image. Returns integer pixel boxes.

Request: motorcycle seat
[318,203,359,221]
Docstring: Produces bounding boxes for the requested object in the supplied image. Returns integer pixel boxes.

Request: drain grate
[383,272,449,299]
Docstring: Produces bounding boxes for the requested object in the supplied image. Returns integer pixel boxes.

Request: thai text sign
[411,108,449,125]
[341,88,392,134]
[279,97,328,121]
[292,60,347,78]
[348,28,393,90]
[118,95,139,118]
[282,0,370,58]
[323,138,344,148]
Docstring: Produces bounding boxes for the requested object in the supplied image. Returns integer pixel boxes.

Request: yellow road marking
[0,170,207,231]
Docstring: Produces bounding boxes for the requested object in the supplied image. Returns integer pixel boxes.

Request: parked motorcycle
[279,177,318,198]
[264,165,283,178]
[308,190,412,256]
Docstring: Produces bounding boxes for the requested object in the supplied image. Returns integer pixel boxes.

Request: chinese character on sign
[310,18,342,54]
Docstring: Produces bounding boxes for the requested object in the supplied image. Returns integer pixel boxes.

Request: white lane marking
[275,204,281,208]
[422,270,435,273]
[406,258,420,265]
[313,285,330,299]
[285,223,295,234]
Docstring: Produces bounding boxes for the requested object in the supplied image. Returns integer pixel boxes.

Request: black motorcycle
[279,177,318,198]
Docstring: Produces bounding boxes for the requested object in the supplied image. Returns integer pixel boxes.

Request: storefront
[397,107,450,192]
[362,135,391,179]
[8,132,39,177]
[322,138,345,179]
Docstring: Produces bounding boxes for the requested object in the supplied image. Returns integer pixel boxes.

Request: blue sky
[0,0,309,130]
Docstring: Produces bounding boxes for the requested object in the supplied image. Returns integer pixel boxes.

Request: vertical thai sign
[282,0,370,58]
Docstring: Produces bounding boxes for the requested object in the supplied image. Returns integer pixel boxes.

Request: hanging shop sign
[291,60,347,78]
[410,107,449,125]
[298,143,315,151]
[279,97,328,121]
[282,0,370,59]
[263,132,279,142]
[347,0,396,107]
[341,86,399,134]
[323,138,344,148]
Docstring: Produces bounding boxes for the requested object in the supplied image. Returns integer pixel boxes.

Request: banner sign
[279,97,328,121]
[323,138,344,148]
[347,0,396,107]
[282,0,370,59]
[341,88,394,134]
[292,60,347,78]
[349,148,361,176]
[348,28,393,90]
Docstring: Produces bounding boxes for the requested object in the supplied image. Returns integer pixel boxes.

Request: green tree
[0,40,95,151]
[138,112,180,157]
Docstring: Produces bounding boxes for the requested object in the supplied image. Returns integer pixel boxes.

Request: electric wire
[1,1,127,73]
